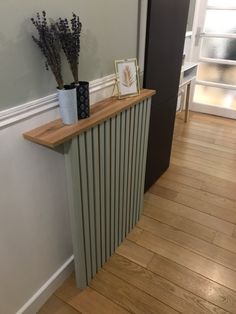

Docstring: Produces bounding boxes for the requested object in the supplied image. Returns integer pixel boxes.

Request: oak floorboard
[174,126,236,146]
[172,151,236,177]
[104,254,227,314]
[135,230,236,292]
[138,215,236,273]
[142,203,216,243]
[144,193,235,235]
[69,287,130,314]
[172,143,236,164]
[151,179,236,223]
[174,119,236,137]
[117,240,236,314]
[167,164,236,203]
[115,238,153,268]
[90,269,178,314]
[55,274,82,302]
[214,232,236,255]
[38,295,80,314]
[158,174,236,212]
[171,156,236,183]
[172,139,236,161]
[55,275,128,314]
[174,135,236,155]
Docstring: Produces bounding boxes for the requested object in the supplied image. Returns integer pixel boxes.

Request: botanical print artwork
[122,65,136,88]
[118,61,138,96]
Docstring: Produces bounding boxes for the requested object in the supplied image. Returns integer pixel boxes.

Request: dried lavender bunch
[57,13,82,84]
[31,11,64,89]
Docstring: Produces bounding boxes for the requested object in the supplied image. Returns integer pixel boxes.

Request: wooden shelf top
[23,89,156,149]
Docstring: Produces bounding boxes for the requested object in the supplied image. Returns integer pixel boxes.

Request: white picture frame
[115,58,141,99]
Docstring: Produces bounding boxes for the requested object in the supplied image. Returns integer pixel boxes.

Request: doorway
[191,0,236,118]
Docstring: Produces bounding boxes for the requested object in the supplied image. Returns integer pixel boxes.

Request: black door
[144,0,190,191]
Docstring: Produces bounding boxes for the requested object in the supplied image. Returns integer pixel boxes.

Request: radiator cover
[23,90,155,289]
[64,98,152,287]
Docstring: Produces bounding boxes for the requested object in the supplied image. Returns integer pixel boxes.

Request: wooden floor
[39,112,236,314]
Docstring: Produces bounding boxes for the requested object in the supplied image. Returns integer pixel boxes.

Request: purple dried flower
[31,11,64,89]
[56,12,82,84]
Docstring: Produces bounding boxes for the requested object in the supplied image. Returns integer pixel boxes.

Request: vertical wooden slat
[124,109,133,236]
[129,104,139,230]
[123,109,130,237]
[85,130,97,277]
[78,134,92,283]
[105,120,111,260]
[136,100,147,220]
[132,103,143,226]
[121,111,128,240]
[134,102,145,224]
[92,126,102,270]
[99,124,106,265]
[110,117,116,253]
[64,139,87,288]
[126,106,135,234]
[114,115,121,248]
[118,111,126,244]
[139,98,152,216]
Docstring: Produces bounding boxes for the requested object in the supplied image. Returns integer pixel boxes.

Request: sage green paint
[0,0,138,110]
[63,97,152,288]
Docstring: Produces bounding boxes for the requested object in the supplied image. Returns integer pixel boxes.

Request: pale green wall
[0,0,139,110]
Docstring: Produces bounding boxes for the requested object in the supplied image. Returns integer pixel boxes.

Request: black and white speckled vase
[76,81,90,119]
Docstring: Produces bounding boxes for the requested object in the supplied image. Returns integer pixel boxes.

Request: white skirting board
[190,102,236,119]
[16,256,74,314]
[1,74,117,314]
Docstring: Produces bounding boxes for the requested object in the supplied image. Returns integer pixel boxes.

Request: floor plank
[151,179,236,224]
[213,232,236,254]
[135,230,236,291]
[104,254,226,314]
[117,239,236,314]
[55,275,128,314]
[115,238,153,268]
[90,269,178,314]
[172,150,236,178]
[70,287,130,314]
[143,202,217,243]
[145,192,235,235]
[167,164,236,202]
[138,215,236,272]
[38,295,80,314]
[55,274,82,302]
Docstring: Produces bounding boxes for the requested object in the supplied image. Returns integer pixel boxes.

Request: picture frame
[115,58,141,99]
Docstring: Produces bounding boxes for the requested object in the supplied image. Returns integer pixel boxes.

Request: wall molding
[0,74,116,128]
[16,256,74,314]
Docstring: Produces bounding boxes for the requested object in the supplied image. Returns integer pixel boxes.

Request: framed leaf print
[115,58,141,99]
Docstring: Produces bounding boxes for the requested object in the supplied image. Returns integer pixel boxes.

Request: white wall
[0,75,118,314]
[0,107,72,314]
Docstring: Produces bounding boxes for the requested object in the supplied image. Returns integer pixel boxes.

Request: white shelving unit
[177,62,198,122]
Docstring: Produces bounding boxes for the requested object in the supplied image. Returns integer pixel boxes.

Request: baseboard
[16,256,74,314]
[190,102,236,119]
[0,74,116,129]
